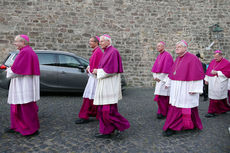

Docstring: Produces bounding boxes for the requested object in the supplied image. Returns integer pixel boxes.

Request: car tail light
[0,64,7,69]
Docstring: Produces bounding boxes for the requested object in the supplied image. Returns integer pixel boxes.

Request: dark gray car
[0,50,89,92]
[0,50,126,93]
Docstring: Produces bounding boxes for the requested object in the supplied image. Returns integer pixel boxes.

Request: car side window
[78,58,89,68]
[58,55,81,68]
[37,53,57,66]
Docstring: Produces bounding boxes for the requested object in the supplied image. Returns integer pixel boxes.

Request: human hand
[211,70,217,75]
[93,69,97,75]
[86,66,90,73]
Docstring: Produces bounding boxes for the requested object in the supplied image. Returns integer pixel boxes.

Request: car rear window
[37,53,57,66]
[58,55,81,68]
[4,54,17,66]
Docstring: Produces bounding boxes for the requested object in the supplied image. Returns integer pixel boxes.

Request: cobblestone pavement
[0,88,230,153]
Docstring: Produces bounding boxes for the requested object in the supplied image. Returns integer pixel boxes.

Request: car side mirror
[77,65,85,73]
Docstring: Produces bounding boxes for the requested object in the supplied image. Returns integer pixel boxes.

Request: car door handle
[61,71,66,74]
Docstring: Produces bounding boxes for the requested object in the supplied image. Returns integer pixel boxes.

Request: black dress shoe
[4,128,16,133]
[157,114,165,119]
[26,131,39,137]
[162,129,176,137]
[24,131,39,138]
[75,118,89,124]
[31,130,39,136]
[94,133,111,138]
[205,113,216,118]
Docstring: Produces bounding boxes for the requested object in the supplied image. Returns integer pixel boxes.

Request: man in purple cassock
[75,36,103,124]
[151,41,173,119]
[204,50,230,117]
[163,40,204,136]
[92,34,130,138]
[5,35,40,136]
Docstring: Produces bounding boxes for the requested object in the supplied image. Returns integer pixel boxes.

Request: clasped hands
[211,70,217,75]
[92,69,97,75]
[154,78,160,82]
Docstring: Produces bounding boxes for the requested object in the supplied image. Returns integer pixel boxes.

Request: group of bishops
[152,40,230,136]
[4,34,230,138]
[5,34,130,138]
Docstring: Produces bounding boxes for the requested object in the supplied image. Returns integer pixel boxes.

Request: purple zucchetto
[181,40,188,47]
[103,34,111,39]
[214,50,222,54]
[159,41,166,46]
[20,35,30,42]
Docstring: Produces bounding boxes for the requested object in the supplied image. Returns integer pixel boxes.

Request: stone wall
[0,0,229,87]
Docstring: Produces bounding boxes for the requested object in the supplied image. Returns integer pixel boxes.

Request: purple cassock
[97,45,130,135]
[151,51,173,74]
[98,104,130,134]
[163,52,204,131]
[89,46,103,73]
[78,46,103,120]
[168,52,204,81]
[10,45,40,136]
[151,51,173,117]
[206,58,230,78]
[206,58,230,114]
[98,45,123,74]
[11,46,40,75]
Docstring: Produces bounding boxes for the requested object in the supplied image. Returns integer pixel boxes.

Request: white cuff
[6,68,18,79]
[217,71,227,78]
[97,69,115,79]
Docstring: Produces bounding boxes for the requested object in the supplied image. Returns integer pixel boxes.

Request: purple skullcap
[96,36,100,41]
[103,34,111,39]
[181,40,188,47]
[159,41,166,46]
[20,35,29,42]
[214,50,222,54]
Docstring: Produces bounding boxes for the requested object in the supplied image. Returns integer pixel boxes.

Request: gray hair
[100,35,112,44]
[16,35,29,45]
[176,41,187,47]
